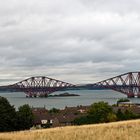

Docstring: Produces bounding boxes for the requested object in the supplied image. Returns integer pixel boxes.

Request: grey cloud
[0,0,140,84]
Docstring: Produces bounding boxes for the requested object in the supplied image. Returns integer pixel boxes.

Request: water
[0,90,140,109]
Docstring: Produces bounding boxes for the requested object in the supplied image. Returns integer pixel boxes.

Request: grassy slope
[0,120,140,140]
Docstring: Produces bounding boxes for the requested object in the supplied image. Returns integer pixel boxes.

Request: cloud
[0,0,140,85]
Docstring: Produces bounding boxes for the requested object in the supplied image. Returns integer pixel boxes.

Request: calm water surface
[0,90,140,109]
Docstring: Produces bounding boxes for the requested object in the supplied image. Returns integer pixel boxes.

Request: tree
[88,101,114,123]
[73,102,117,125]
[0,96,17,132]
[17,104,34,130]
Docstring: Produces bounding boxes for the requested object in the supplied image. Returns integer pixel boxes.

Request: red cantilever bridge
[1,71,140,98]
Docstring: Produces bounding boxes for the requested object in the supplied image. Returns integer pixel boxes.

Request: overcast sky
[0,0,140,85]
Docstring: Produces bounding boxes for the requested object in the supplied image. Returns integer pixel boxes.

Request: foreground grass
[0,120,140,140]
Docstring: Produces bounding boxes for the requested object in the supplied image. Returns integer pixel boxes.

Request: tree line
[73,101,140,125]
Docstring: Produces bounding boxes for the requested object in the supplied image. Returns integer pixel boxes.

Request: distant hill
[0,119,140,140]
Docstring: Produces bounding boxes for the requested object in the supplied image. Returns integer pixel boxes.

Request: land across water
[48,92,80,97]
[25,92,80,98]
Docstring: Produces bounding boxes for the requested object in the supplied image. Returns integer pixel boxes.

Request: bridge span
[0,72,140,98]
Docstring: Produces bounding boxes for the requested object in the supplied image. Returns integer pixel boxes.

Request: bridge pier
[39,93,48,98]
[25,92,49,98]
[137,94,140,98]
[127,93,135,98]
[33,94,37,98]
[26,94,33,98]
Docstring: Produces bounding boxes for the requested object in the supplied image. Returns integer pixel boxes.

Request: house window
[41,120,48,124]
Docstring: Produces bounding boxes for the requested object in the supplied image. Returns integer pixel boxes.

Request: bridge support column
[127,93,135,98]
[42,93,48,97]
[26,95,33,98]
[39,93,48,98]
[137,94,140,98]
[33,94,37,98]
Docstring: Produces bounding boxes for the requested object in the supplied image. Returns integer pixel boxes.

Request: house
[32,105,90,128]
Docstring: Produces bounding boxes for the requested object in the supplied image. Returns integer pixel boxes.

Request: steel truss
[8,72,140,98]
[11,76,74,97]
[94,72,140,98]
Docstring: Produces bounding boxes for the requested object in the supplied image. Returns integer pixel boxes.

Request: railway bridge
[0,72,140,98]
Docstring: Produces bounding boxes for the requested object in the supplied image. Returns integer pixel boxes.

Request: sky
[0,0,140,85]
